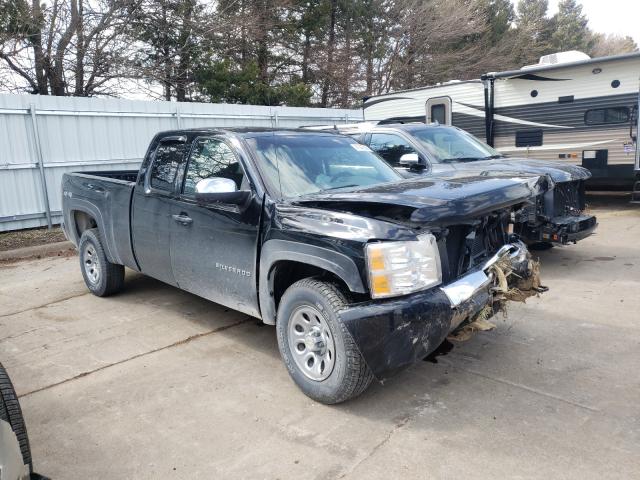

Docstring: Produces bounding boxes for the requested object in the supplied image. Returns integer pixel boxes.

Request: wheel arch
[258,239,367,325]
[65,199,119,263]
[72,210,98,239]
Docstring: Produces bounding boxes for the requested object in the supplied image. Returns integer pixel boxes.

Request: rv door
[426,97,452,125]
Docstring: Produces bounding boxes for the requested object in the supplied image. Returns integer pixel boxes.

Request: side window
[368,133,416,166]
[150,141,187,191]
[183,138,246,196]
[584,107,629,125]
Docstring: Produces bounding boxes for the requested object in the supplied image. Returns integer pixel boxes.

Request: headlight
[366,234,442,299]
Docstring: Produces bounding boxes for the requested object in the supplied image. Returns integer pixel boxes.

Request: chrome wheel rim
[287,305,336,381]
[83,243,101,285]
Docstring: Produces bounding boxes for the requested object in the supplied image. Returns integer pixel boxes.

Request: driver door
[169,136,261,317]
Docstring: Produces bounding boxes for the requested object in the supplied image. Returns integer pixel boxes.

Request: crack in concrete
[0,291,90,319]
[0,326,51,343]
[18,317,252,398]
[338,414,413,478]
[458,366,600,413]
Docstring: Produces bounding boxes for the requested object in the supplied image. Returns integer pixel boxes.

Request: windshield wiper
[440,157,482,163]
[440,154,505,163]
[323,184,360,191]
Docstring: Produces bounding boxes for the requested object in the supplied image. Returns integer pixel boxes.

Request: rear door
[131,136,188,286]
[169,136,261,317]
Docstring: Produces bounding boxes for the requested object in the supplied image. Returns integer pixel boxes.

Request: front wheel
[276,279,374,404]
[78,228,125,297]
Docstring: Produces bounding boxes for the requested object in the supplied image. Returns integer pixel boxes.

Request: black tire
[78,228,125,297]
[276,279,374,404]
[0,362,32,474]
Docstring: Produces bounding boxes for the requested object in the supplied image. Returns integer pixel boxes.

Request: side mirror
[399,153,425,170]
[399,153,419,166]
[195,178,251,206]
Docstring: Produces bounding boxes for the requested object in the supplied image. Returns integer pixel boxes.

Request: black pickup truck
[62,128,548,403]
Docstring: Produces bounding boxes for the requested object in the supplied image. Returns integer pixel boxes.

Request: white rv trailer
[362,51,640,188]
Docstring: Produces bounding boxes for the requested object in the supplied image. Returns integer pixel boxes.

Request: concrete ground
[1,195,639,479]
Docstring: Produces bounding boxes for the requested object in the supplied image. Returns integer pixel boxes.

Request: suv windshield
[410,127,504,163]
[246,134,401,198]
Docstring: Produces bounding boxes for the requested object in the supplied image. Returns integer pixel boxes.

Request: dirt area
[0,226,67,251]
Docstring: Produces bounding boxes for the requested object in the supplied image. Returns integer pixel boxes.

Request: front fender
[258,239,367,324]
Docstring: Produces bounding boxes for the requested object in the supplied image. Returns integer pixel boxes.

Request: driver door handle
[172,213,193,225]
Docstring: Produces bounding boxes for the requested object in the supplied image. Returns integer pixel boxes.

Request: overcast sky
[514,0,640,46]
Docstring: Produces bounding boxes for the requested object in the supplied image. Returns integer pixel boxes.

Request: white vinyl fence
[0,94,362,232]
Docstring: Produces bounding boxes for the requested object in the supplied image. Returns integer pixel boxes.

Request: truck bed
[61,170,138,270]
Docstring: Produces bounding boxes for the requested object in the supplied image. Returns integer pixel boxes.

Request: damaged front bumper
[540,214,597,244]
[340,241,542,380]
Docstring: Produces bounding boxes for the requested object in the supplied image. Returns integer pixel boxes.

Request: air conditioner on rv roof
[521,50,591,69]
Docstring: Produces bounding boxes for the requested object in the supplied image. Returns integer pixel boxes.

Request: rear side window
[182,138,245,196]
[368,133,416,166]
[150,141,187,191]
[584,107,629,125]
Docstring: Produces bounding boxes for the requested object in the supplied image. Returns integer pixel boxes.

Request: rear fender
[65,199,121,263]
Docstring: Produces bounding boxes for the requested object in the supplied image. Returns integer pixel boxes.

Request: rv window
[584,107,629,125]
[368,133,417,166]
[515,129,543,147]
[431,104,446,124]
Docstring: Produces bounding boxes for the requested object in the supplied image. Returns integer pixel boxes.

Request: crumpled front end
[514,179,598,244]
[339,240,544,380]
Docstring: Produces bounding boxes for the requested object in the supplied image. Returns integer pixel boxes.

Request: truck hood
[437,158,590,182]
[292,172,550,225]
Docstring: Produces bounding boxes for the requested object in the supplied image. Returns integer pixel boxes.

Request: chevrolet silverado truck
[62,128,548,404]
[308,122,597,247]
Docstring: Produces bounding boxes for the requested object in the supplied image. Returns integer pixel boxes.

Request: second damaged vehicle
[62,129,548,404]
[309,122,597,247]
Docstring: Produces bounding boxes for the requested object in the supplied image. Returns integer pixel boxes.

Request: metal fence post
[345,114,349,124]
[175,106,182,129]
[273,111,279,127]
[29,103,52,229]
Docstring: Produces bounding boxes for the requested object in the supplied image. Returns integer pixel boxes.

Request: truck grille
[440,212,511,283]
[551,180,584,216]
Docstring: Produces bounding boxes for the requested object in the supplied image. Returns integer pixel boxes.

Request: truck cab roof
[153,127,341,139]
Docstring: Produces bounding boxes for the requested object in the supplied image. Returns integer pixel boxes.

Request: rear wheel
[78,228,125,297]
[276,279,374,404]
[0,362,32,475]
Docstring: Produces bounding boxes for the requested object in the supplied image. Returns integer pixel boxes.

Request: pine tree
[512,0,554,65]
[551,0,592,52]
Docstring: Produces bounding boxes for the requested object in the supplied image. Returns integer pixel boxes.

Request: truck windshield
[410,127,504,163]
[246,134,401,198]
